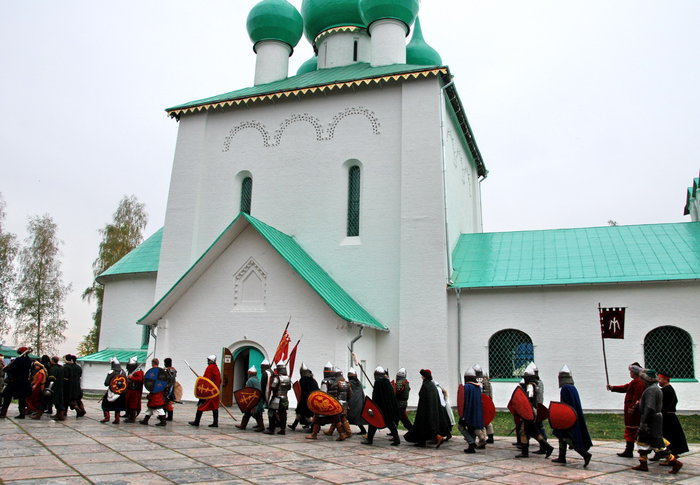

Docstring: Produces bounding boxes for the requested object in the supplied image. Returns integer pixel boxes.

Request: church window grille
[347,165,361,237]
[241,177,253,214]
[644,326,695,380]
[488,329,534,379]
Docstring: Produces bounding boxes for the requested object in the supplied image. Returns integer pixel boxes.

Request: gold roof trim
[167,68,448,118]
[314,26,365,45]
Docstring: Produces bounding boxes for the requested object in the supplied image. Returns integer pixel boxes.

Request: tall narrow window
[353,39,359,62]
[644,326,695,379]
[488,329,534,379]
[241,177,252,214]
[347,166,360,236]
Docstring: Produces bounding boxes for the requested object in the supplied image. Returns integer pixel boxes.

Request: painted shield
[307,390,343,416]
[109,374,127,394]
[293,380,301,402]
[482,393,496,427]
[234,387,262,413]
[173,381,183,401]
[361,396,386,429]
[536,402,549,423]
[457,383,465,417]
[548,401,578,430]
[194,376,220,400]
[507,386,534,421]
[144,367,169,393]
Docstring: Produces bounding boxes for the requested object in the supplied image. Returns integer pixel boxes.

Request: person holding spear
[188,354,222,428]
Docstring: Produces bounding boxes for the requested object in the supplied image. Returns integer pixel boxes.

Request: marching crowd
[0,349,690,475]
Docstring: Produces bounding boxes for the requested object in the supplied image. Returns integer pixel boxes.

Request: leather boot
[632,458,649,472]
[156,416,167,427]
[139,415,150,425]
[486,434,494,444]
[100,411,110,423]
[189,411,202,426]
[324,425,334,436]
[254,416,265,432]
[391,430,400,446]
[343,418,352,436]
[305,423,320,439]
[112,412,120,424]
[0,407,7,418]
[288,419,299,431]
[618,441,634,458]
[76,402,86,417]
[208,410,218,428]
[335,422,347,441]
[166,410,173,421]
[579,449,592,467]
[124,410,135,423]
[236,415,250,430]
[515,444,529,458]
[670,459,683,474]
[53,410,66,421]
[464,443,476,454]
[263,414,275,434]
[277,418,286,435]
[551,443,567,464]
[31,411,44,420]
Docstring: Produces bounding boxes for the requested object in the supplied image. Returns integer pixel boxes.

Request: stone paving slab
[0,398,696,484]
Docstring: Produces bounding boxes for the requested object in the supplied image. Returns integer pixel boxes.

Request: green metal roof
[0,345,38,359]
[301,0,365,43]
[359,0,419,31]
[138,213,387,332]
[96,228,163,283]
[406,18,442,66]
[451,222,700,289]
[685,176,698,216]
[77,348,147,364]
[247,0,304,50]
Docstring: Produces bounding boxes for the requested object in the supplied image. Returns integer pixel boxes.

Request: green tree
[79,195,148,355]
[14,215,71,355]
[0,194,18,339]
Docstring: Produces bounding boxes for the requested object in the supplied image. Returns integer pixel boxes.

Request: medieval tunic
[49,364,66,411]
[1,354,32,406]
[125,369,144,415]
[404,379,450,444]
[610,376,646,442]
[244,374,265,418]
[553,384,592,452]
[347,375,366,426]
[197,363,221,412]
[101,365,127,412]
[26,365,47,414]
[637,383,664,450]
[661,385,689,455]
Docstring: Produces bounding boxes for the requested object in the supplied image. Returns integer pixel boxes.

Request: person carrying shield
[235,366,265,431]
[323,368,353,440]
[163,358,178,421]
[550,365,592,466]
[474,364,494,443]
[101,357,127,424]
[189,354,221,428]
[606,362,646,457]
[458,367,484,454]
[305,362,343,440]
[139,359,168,427]
[347,368,368,438]
[288,363,318,432]
[124,356,144,423]
[511,363,553,458]
[361,366,401,446]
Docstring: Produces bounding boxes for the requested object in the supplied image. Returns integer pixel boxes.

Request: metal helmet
[473,363,484,378]
[334,367,344,379]
[374,366,385,379]
[396,367,406,378]
[207,354,217,363]
[276,363,288,376]
[129,356,138,365]
[348,367,357,377]
[248,365,257,375]
[464,366,477,383]
[300,362,312,377]
[523,362,538,377]
[323,361,334,378]
[261,359,270,369]
[558,364,574,387]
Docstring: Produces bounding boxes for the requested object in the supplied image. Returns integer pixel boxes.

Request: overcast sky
[1,1,697,355]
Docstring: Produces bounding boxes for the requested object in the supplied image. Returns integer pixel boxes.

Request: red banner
[273,329,291,364]
[600,307,625,339]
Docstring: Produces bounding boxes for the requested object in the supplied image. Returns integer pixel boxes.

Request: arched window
[644,326,695,379]
[347,166,360,237]
[240,176,252,214]
[488,329,534,379]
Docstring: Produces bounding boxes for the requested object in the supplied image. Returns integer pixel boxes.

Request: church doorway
[221,345,265,406]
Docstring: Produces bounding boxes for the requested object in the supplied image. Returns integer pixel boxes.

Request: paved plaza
[0,398,697,485]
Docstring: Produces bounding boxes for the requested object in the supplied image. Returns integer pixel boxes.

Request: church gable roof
[96,228,163,283]
[451,222,700,289]
[138,213,387,331]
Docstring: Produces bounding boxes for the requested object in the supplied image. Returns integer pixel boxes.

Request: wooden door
[221,347,234,406]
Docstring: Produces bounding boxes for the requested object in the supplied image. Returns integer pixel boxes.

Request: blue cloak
[461,382,483,428]
[553,384,592,451]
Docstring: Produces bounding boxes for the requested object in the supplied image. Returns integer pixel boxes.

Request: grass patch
[404,411,699,442]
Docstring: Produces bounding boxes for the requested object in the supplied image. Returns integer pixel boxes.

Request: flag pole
[599,303,610,387]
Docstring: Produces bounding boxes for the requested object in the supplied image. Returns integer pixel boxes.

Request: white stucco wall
[150,225,379,405]
[79,361,110,392]
[451,281,700,411]
[99,275,156,350]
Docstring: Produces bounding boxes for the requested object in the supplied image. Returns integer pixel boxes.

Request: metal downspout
[440,80,455,284]
[348,325,364,370]
[150,324,158,357]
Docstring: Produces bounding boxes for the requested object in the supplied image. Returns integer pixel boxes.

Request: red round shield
[109,375,127,394]
[307,390,343,416]
[361,396,386,429]
[507,386,534,421]
[536,402,550,423]
[482,393,496,426]
[234,387,262,413]
[194,376,220,400]
[293,380,301,402]
[457,383,465,417]
[548,401,578,430]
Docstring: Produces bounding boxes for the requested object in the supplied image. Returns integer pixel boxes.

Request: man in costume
[532,366,550,455]
[124,356,144,423]
[139,359,167,427]
[404,369,449,448]
[306,361,342,440]
[550,365,592,466]
[347,368,368,438]
[260,359,272,405]
[288,362,318,431]
[513,363,553,458]
[235,365,266,431]
[163,357,178,421]
[633,369,683,474]
[64,355,85,417]
[459,367,484,454]
[324,368,353,440]
[607,362,646,457]
[474,364,494,443]
[653,371,688,463]
[189,354,221,427]
[0,346,32,419]
[394,368,413,430]
[264,363,292,434]
[26,360,47,418]
[361,366,401,446]
[0,353,5,394]
[101,357,126,424]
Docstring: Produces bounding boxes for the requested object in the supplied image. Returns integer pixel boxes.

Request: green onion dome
[247,0,304,51]
[406,18,442,65]
[359,0,419,33]
[301,0,365,44]
[297,56,318,75]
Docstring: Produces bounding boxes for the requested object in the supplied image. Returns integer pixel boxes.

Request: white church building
[80,0,700,412]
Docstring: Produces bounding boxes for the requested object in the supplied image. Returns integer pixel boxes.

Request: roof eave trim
[96,270,158,285]
[449,277,700,290]
[349,320,390,333]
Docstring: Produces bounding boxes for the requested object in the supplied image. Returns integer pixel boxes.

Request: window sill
[671,379,698,383]
[490,378,522,382]
[341,236,362,246]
